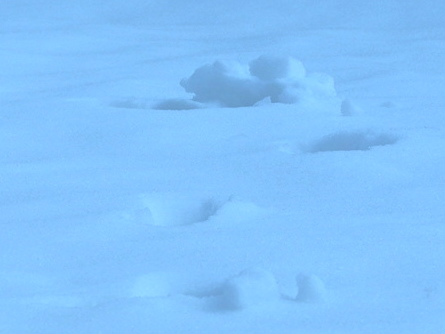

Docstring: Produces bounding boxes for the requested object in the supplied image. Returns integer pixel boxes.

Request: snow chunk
[166,55,337,108]
[180,60,265,108]
[218,268,279,310]
[296,273,326,303]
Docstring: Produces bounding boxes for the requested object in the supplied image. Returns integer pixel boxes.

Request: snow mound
[296,273,327,303]
[216,268,279,310]
[156,55,337,108]
[306,130,398,153]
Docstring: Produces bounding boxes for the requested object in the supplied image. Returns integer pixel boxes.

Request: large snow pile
[156,55,337,109]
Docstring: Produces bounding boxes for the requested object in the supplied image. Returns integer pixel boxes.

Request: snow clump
[157,55,337,109]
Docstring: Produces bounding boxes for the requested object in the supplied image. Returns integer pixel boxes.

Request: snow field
[1,1,445,332]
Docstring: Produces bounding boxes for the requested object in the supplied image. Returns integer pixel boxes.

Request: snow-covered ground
[1,1,444,333]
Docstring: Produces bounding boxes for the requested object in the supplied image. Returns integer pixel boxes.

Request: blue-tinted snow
[1,0,444,333]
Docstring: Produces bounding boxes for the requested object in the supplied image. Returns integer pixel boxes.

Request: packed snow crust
[1,0,445,333]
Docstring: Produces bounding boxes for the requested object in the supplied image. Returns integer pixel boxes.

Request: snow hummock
[157,55,338,109]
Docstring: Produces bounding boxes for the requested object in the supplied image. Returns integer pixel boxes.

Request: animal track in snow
[136,194,224,227]
[216,268,280,310]
[306,130,398,153]
[184,269,327,312]
[128,194,264,227]
[185,268,280,311]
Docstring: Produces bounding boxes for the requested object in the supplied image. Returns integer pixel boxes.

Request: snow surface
[1,0,445,333]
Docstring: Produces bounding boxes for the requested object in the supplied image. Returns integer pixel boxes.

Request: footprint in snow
[305,130,398,153]
[185,269,327,312]
[125,193,264,227]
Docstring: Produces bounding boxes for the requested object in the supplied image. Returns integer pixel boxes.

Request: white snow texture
[1,0,444,333]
